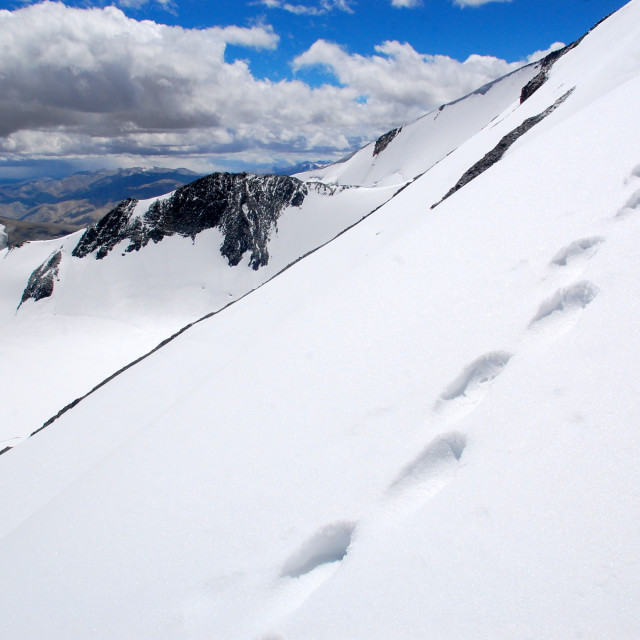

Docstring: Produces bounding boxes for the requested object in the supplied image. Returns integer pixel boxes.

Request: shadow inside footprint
[435,351,511,418]
[550,236,604,267]
[617,190,640,217]
[388,432,466,500]
[529,280,598,326]
[281,522,355,578]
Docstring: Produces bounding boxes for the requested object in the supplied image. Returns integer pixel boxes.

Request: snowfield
[1,2,640,638]
[0,182,394,443]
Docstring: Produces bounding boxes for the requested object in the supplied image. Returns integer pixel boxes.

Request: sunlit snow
[1,2,640,638]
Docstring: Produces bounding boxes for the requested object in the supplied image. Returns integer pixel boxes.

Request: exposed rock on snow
[373,127,402,156]
[520,46,575,104]
[432,89,574,208]
[520,11,615,104]
[73,173,309,269]
[18,249,62,308]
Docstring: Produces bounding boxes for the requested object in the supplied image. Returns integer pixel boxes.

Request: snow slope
[2,2,640,638]
[0,181,394,443]
[295,62,540,188]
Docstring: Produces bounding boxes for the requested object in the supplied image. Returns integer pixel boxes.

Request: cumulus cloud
[527,41,565,63]
[293,40,521,108]
[0,2,544,173]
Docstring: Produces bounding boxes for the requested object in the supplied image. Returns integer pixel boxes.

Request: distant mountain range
[0,165,336,246]
[0,167,203,231]
[272,160,332,176]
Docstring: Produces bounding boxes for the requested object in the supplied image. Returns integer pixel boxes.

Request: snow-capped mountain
[2,2,640,638]
[0,171,394,443]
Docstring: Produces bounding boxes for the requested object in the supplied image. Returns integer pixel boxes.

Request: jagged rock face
[373,127,401,156]
[520,46,573,104]
[19,250,62,308]
[72,199,139,260]
[72,173,308,269]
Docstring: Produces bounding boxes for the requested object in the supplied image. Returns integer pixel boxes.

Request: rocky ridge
[19,250,62,308]
[432,89,575,208]
[73,172,309,270]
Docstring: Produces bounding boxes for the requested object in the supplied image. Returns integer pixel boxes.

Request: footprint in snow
[528,280,598,336]
[623,164,640,183]
[616,189,640,218]
[549,236,605,268]
[385,432,466,516]
[434,351,512,420]
[280,521,356,579]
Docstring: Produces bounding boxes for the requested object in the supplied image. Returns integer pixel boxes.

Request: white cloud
[0,2,546,174]
[527,42,565,63]
[257,0,353,15]
[390,0,422,8]
[117,0,175,10]
[293,39,521,108]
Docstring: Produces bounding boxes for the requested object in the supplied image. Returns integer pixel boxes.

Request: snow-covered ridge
[0,173,395,440]
[295,62,541,188]
[73,173,308,269]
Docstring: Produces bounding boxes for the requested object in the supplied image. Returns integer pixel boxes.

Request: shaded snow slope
[0,179,394,442]
[1,2,640,638]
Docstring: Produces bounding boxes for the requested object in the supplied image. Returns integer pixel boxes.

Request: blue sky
[142,0,626,80]
[0,0,629,179]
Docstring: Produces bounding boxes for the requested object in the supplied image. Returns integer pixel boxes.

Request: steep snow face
[1,2,640,639]
[0,178,395,442]
[295,62,540,188]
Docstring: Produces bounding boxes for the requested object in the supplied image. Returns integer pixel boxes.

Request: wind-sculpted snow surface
[73,173,308,269]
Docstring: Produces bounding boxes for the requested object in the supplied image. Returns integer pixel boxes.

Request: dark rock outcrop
[374,127,402,156]
[72,173,308,270]
[520,11,615,104]
[432,89,574,208]
[520,46,575,104]
[19,250,62,308]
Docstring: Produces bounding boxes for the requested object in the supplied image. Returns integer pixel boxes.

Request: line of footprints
[265,165,640,634]
[278,237,602,582]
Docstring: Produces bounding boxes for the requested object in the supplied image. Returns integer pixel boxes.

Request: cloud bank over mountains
[0,1,540,174]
